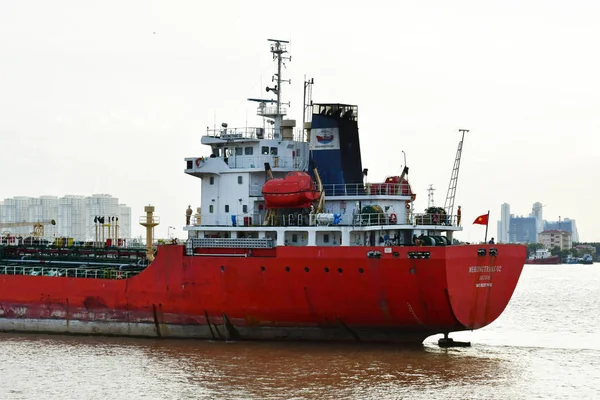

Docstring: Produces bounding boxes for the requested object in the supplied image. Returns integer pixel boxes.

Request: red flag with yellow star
[473,214,489,225]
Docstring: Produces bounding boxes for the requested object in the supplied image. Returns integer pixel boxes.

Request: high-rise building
[0,194,131,241]
[509,216,537,243]
[497,220,502,243]
[531,202,544,234]
[86,194,119,232]
[564,218,579,242]
[118,204,132,239]
[14,196,31,235]
[0,199,16,233]
[499,203,511,243]
[58,195,87,240]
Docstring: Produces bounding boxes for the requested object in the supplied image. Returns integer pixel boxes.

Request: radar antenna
[443,129,469,219]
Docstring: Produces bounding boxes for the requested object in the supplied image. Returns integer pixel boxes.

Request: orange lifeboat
[262,171,321,209]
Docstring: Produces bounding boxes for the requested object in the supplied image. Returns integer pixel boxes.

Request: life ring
[406,203,411,210]
[389,213,397,224]
[195,157,204,167]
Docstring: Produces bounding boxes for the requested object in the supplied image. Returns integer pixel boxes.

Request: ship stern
[444,244,526,331]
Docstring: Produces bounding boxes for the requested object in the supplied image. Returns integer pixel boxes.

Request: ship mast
[303,76,314,143]
[246,39,291,139]
[303,76,314,125]
[266,38,291,137]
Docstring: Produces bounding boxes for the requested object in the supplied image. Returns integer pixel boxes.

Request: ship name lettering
[468,265,502,273]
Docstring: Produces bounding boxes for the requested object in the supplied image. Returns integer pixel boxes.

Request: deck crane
[443,129,469,221]
[0,219,56,237]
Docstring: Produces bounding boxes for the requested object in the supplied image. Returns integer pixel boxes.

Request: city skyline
[497,201,580,244]
[0,194,131,241]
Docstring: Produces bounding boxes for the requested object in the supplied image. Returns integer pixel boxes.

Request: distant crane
[532,204,546,213]
[0,219,56,237]
[444,129,469,219]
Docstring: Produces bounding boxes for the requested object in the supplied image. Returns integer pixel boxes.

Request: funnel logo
[316,129,334,144]
[310,127,340,150]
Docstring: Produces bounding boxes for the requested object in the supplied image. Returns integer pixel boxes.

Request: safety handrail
[0,265,143,279]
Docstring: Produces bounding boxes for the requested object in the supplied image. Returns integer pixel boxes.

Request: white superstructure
[182,40,464,250]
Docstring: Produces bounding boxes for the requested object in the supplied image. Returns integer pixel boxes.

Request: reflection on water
[1,264,599,400]
[1,336,520,400]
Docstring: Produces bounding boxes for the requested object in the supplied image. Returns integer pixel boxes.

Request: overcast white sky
[1,0,598,242]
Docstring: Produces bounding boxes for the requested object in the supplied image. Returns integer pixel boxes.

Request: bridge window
[245,147,253,155]
[209,205,214,213]
[270,147,278,155]
[225,205,230,213]
[324,234,330,243]
[262,146,269,155]
[235,147,243,156]
[210,177,215,185]
[238,176,243,184]
[292,234,298,243]
[242,205,248,213]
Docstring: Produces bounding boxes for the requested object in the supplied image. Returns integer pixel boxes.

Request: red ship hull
[0,244,525,343]
[524,256,561,265]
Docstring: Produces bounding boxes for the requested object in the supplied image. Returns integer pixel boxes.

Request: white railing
[192,212,462,228]
[248,182,414,197]
[138,216,160,225]
[193,155,308,171]
[225,156,305,170]
[203,126,304,142]
[324,183,414,197]
[204,127,265,140]
[257,105,287,117]
[0,265,143,279]
[194,155,308,171]
[194,214,260,227]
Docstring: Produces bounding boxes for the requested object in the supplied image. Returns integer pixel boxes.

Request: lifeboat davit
[262,171,321,209]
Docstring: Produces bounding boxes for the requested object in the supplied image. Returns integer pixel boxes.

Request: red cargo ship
[0,39,526,345]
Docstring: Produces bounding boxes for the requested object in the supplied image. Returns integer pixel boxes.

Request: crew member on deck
[186,205,193,226]
[457,205,462,226]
